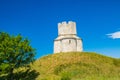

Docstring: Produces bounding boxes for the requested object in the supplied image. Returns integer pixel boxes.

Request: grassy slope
[31,52,120,80]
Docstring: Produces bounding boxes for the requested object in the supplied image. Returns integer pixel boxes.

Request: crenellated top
[58,21,77,36]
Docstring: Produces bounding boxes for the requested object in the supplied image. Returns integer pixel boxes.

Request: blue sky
[0,0,120,58]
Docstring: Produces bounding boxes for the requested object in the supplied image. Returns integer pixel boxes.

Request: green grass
[30,52,120,80]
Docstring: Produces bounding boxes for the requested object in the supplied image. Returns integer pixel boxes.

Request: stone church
[54,21,83,53]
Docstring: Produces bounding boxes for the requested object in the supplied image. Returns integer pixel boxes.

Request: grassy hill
[31,52,120,80]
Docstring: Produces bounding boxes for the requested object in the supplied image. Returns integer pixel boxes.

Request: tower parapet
[58,21,77,36]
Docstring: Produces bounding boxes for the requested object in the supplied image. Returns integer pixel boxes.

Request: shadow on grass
[0,69,39,80]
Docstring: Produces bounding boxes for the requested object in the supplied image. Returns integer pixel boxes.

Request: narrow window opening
[69,40,71,44]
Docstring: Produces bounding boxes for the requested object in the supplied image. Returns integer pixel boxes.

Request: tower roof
[54,35,81,41]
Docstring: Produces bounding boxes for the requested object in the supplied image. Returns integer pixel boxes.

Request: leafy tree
[0,32,36,80]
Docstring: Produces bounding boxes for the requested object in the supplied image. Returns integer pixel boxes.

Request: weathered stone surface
[54,21,83,53]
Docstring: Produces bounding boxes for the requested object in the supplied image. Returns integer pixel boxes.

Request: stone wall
[54,38,83,53]
[54,40,61,53]
[58,21,76,35]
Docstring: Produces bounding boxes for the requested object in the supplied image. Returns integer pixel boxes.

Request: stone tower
[54,21,83,53]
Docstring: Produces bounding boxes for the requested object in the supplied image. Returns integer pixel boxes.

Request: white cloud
[107,31,120,39]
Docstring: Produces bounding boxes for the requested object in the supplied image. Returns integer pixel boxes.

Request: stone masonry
[54,21,83,53]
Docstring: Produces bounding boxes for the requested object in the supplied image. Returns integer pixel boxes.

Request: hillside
[31,52,120,80]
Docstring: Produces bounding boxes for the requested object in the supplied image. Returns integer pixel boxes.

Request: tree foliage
[0,32,36,80]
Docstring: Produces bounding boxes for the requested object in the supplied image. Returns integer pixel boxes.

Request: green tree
[0,32,36,80]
